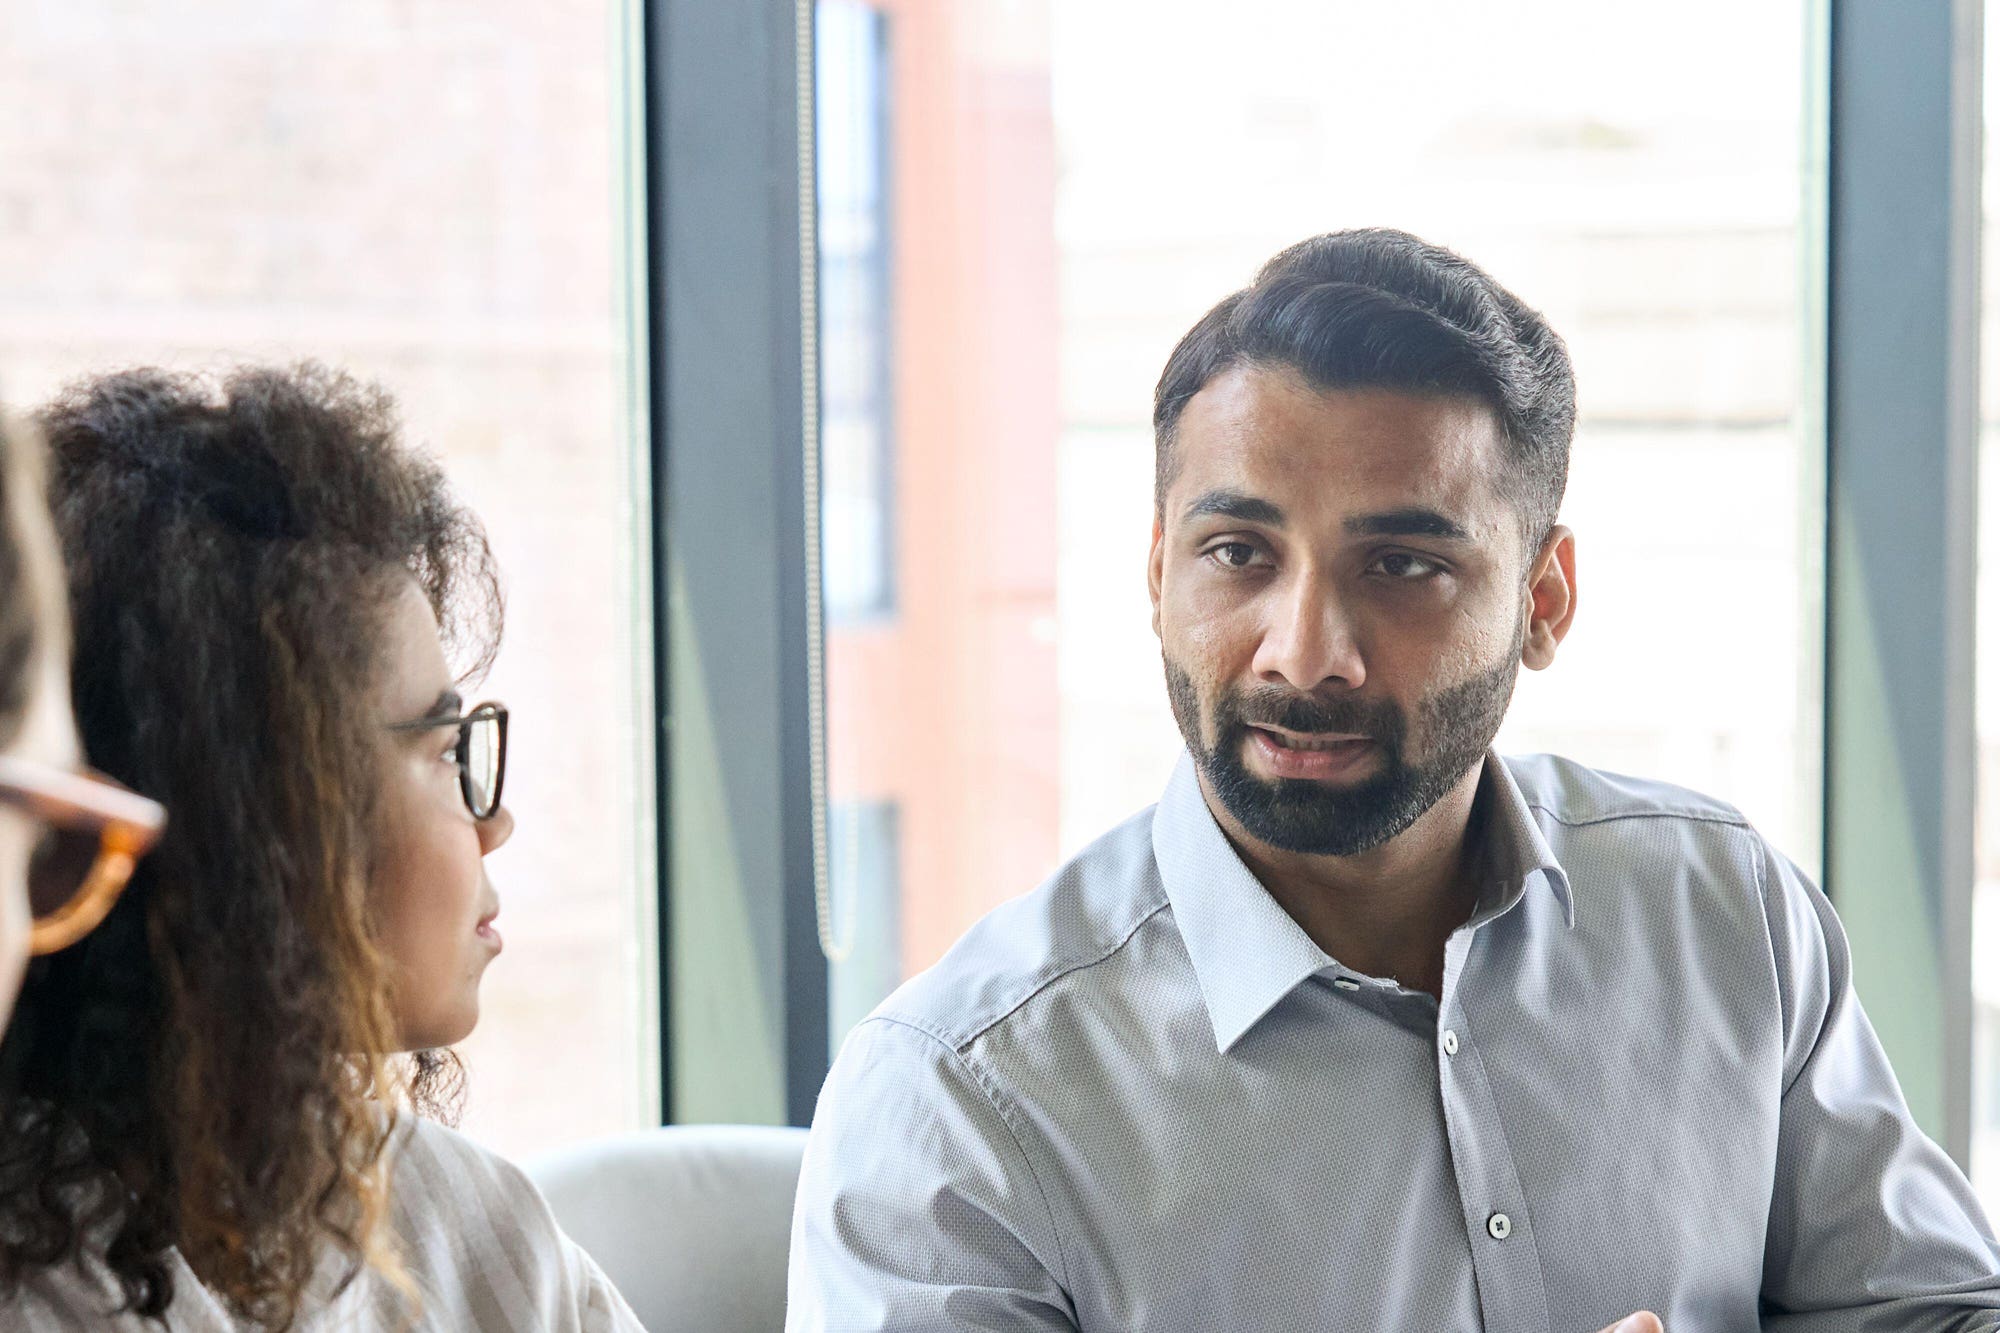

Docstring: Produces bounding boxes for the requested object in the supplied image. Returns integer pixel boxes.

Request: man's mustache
[1217,687,1404,744]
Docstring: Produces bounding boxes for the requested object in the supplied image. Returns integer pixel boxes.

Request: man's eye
[1373,551,1442,579]
[1206,542,1261,569]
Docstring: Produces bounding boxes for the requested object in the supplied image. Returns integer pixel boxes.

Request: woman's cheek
[0,818,30,1030]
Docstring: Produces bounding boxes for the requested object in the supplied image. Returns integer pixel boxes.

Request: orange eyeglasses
[0,756,167,955]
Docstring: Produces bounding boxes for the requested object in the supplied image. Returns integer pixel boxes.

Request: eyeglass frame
[386,700,509,820]
[0,755,168,955]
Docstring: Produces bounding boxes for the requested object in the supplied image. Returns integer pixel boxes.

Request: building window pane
[819,0,896,626]
[827,801,902,1047]
[0,2,656,1158]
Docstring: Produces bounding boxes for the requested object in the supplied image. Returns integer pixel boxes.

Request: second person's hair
[0,364,499,1326]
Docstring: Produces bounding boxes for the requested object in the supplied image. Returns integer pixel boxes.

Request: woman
[0,407,164,1034]
[0,366,640,1330]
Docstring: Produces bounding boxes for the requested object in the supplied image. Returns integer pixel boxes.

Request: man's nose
[1250,568,1366,694]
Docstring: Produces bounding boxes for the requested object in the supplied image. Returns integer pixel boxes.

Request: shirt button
[1442,1029,1460,1056]
[1486,1212,1512,1241]
[1331,977,1361,992]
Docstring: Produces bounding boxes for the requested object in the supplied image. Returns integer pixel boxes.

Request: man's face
[1149,364,1556,858]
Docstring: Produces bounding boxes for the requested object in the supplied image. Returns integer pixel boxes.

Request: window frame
[649,0,828,1126]
[1821,0,1983,1164]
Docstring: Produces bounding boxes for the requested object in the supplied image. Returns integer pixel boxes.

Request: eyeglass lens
[463,711,502,818]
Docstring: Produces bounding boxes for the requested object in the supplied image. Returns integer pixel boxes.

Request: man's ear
[1148,519,1166,639]
[1521,525,1576,671]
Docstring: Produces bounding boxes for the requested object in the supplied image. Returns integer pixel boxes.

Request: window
[814,0,1820,1049]
[818,0,896,625]
[816,0,905,1044]
[0,1,656,1158]
[827,800,902,1046]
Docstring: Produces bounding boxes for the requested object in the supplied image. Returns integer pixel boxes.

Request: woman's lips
[476,910,503,953]
[1244,725,1380,782]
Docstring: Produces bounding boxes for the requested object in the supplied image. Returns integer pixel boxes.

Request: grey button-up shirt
[788,752,2000,1331]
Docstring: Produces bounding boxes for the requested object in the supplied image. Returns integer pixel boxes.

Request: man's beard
[1164,649,1519,858]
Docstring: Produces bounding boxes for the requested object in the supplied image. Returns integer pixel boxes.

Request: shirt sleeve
[786,1016,1078,1331]
[1757,839,2000,1331]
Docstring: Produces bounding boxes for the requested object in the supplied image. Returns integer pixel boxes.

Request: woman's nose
[477,804,516,855]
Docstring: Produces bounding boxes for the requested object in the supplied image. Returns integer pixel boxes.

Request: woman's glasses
[390,701,509,820]
[0,757,168,955]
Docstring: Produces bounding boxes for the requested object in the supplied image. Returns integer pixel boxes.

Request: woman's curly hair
[0,364,502,1327]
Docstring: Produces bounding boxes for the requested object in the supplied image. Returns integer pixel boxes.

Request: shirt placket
[1435,927,1553,1332]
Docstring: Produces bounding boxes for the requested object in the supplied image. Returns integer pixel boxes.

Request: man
[786,230,2000,1331]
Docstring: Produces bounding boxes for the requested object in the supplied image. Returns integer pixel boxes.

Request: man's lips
[1246,723,1374,751]
[1242,725,1380,780]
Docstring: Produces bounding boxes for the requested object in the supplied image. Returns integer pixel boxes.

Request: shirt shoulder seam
[862,1014,1078,1297]
[882,895,1174,1054]
[1525,801,1751,831]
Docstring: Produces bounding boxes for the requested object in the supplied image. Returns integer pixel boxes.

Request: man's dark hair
[1152,228,1576,546]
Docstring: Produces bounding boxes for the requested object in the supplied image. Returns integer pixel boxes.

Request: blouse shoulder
[376,1115,644,1332]
[389,1115,548,1215]
[0,1119,641,1331]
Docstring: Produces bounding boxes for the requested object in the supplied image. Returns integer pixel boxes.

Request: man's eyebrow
[1182,489,1286,526]
[1344,508,1473,541]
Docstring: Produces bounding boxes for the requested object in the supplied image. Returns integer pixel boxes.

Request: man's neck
[1204,763,1490,999]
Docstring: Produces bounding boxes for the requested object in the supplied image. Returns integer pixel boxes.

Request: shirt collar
[1468,750,1574,930]
[1151,749,1573,1055]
